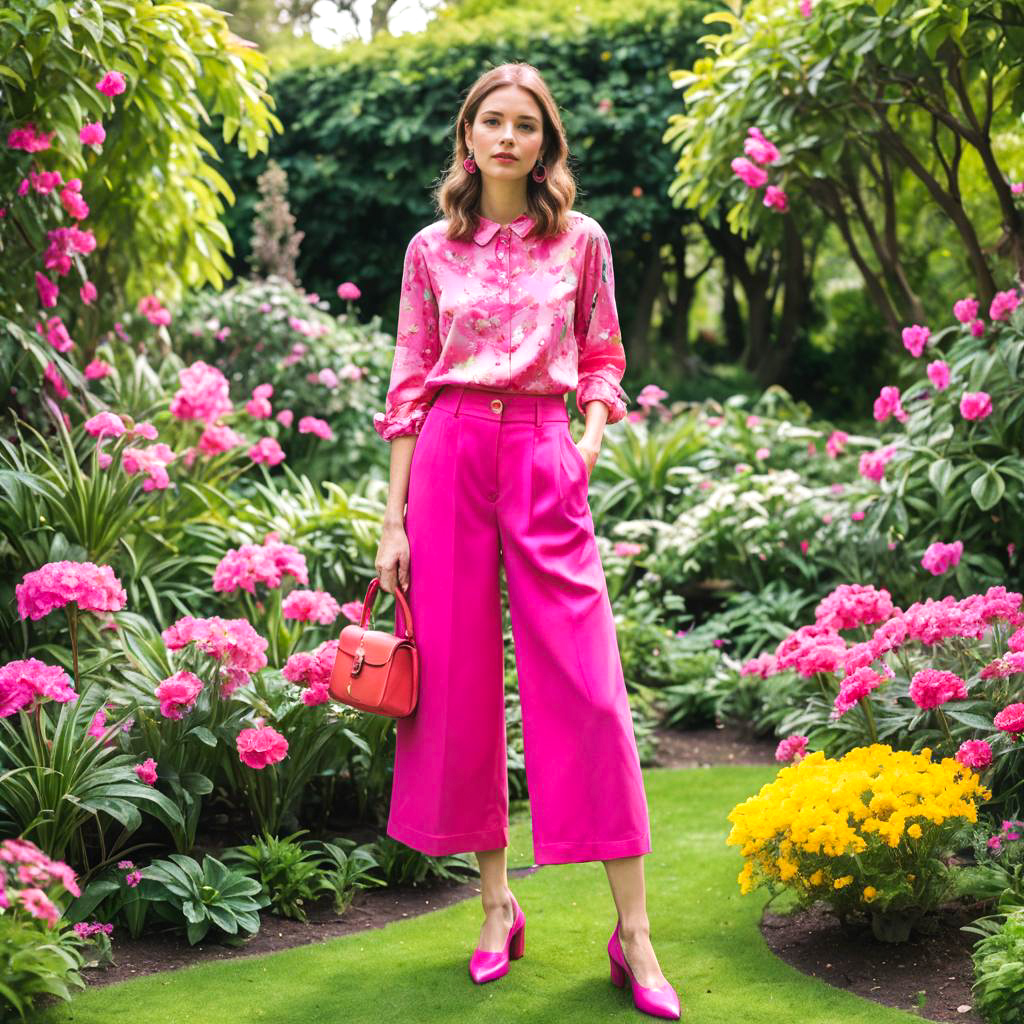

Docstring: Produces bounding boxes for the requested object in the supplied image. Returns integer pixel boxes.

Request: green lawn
[33,764,925,1023]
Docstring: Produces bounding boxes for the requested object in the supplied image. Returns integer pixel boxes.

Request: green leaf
[971,468,1005,511]
[928,458,954,496]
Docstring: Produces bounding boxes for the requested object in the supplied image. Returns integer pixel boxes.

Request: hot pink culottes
[386,384,652,865]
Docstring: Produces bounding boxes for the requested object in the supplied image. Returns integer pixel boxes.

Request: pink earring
[463,150,477,174]
[531,160,546,183]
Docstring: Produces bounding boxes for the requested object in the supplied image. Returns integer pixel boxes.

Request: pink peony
[825,430,848,459]
[926,360,950,391]
[281,589,342,625]
[873,385,908,424]
[16,561,127,620]
[921,540,964,576]
[0,658,77,717]
[79,122,106,146]
[953,297,979,324]
[901,324,931,358]
[994,702,1024,734]
[212,532,308,595]
[989,289,1019,322]
[960,391,993,421]
[955,739,993,771]
[336,282,361,300]
[730,157,768,188]
[909,668,968,710]
[248,437,285,465]
[96,71,127,96]
[775,735,808,762]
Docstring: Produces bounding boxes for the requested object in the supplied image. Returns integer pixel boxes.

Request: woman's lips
[493,154,517,162]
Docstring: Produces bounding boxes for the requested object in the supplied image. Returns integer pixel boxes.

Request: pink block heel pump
[468,893,525,984]
[607,921,682,1019]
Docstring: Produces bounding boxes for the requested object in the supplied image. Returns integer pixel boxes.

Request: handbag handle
[360,576,414,640]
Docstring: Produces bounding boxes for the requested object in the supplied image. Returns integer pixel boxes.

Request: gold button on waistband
[490,398,503,413]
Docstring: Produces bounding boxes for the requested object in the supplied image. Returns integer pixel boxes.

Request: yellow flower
[833,875,853,889]
[907,823,923,839]
[862,886,877,902]
[809,869,823,885]
[601,50,612,61]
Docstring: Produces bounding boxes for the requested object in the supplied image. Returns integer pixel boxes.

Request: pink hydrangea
[246,383,273,418]
[775,735,808,763]
[155,670,204,719]
[16,561,127,620]
[281,589,342,624]
[774,623,847,677]
[926,360,950,391]
[994,702,1024,734]
[909,668,968,710]
[955,739,992,771]
[901,324,930,357]
[960,391,992,421]
[237,724,288,769]
[341,600,366,624]
[921,540,963,576]
[212,532,308,595]
[276,409,294,428]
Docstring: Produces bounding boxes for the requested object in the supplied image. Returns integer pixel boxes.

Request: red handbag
[328,577,419,717]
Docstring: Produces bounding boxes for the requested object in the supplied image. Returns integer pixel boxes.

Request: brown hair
[434,62,577,243]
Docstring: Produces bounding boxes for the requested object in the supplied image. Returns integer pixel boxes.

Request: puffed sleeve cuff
[577,375,629,424]
[373,403,429,441]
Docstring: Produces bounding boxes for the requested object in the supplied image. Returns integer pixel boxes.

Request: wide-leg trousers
[386,384,652,865]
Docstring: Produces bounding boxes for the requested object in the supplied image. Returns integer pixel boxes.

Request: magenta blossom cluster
[873,386,908,424]
[921,540,964,576]
[814,583,894,632]
[281,589,342,625]
[237,724,288,769]
[161,614,269,698]
[282,638,339,706]
[987,818,1024,854]
[730,127,788,212]
[858,445,897,482]
[775,734,809,762]
[74,921,115,939]
[956,739,993,771]
[155,670,204,719]
[16,560,127,620]
[0,658,77,716]
[169,361,233,423]
[1,837,81,927]
[909,668,968,710]
[212,532,309,595]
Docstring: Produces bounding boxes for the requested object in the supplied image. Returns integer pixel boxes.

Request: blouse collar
[472,211,535,246]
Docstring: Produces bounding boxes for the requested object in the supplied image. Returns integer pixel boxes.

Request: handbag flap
[338,624,410,667]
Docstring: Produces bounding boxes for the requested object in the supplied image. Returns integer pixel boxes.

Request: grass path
[34,764,924,1023]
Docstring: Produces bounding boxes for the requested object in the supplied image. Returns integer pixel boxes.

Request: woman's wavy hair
[434,62,577,243]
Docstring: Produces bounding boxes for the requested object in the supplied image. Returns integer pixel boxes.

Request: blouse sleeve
[572,222,629,424]
[372,232,441,441]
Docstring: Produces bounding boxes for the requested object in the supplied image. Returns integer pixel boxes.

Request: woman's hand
[375,518,410,594]
[576,437,601,478]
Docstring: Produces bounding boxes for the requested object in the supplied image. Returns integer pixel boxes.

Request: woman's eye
[484,119,534,130]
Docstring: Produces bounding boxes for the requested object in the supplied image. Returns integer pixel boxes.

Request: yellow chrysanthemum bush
[726,743,992,942]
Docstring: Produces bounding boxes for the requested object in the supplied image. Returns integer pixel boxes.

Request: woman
[372,62,680,1019]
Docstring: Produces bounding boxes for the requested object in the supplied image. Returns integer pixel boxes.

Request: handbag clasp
[351,645,365,677]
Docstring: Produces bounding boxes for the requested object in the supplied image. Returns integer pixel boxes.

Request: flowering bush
[726,744,991,941]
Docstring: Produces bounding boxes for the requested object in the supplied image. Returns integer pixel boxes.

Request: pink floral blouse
[372,210,629,440]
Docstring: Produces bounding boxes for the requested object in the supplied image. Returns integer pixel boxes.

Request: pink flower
[281,589,342,624]
[994,702,1024,734]
[84,412,126,439]
[35,272,58,308]
[341,600,366,624]
[901,324,930,358]
[740,652,778,678]
[960,391,993,421]
[799,0,813,14]
[763,185,788,212]
[744,127,780,165]
[84,359,111,380]
[162,616,268,690]
[59,179,89,220]
[155,670,204,719]
[122,443,176,491]
[297,416,334,441]
[17,887,59,927]
[96,71,127,96]
[833,667,885,717]
[134,757,158,785]
[815,584,895,631]
[43,361,69,400]
[137,294,171,326]
[969,318,986,337]
[276,409,294,427]
[0,658,77,717]
[799,540,809,554]
[198,422,244,455]
[755,446,770,459]
[873,385,908,424]
[248,437,286,466]
[859,446,897,482]
[636,384,668,409]
[745,414,760,427]
[989,289,1019,322]
[237,724,288,769]
[731,157,768,188]
[7,122,55,152]
[921,540,964,576]
[909,668,968,710]
[953,297,978,324]
[79,122,106,146]
[40,316,73,353]
[775,735,808,762]
[825,430,848,458]
[16,561,127,620]
[613,541,644,557]
[212,533,308,595]
[926,360,950,391]
[169,362,232,423]
[336,282,361,300]
[955,740,992,771]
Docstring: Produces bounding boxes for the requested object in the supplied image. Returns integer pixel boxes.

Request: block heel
[510,921,525,959]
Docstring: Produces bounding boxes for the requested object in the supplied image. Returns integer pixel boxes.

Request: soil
[55,723,990,1023]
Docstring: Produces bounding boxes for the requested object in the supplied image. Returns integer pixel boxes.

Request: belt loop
[453,387,465,417]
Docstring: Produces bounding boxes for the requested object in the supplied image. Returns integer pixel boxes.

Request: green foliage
[309,836,387,915]
[970,907,1024,1024]
[369,834,478,888]
[143,851,270,946]
[0,913,85,1021]
[219,829,326,922]
[0,0,282,317]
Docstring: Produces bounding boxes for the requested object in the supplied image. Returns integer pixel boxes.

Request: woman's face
[465,85,545,178]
